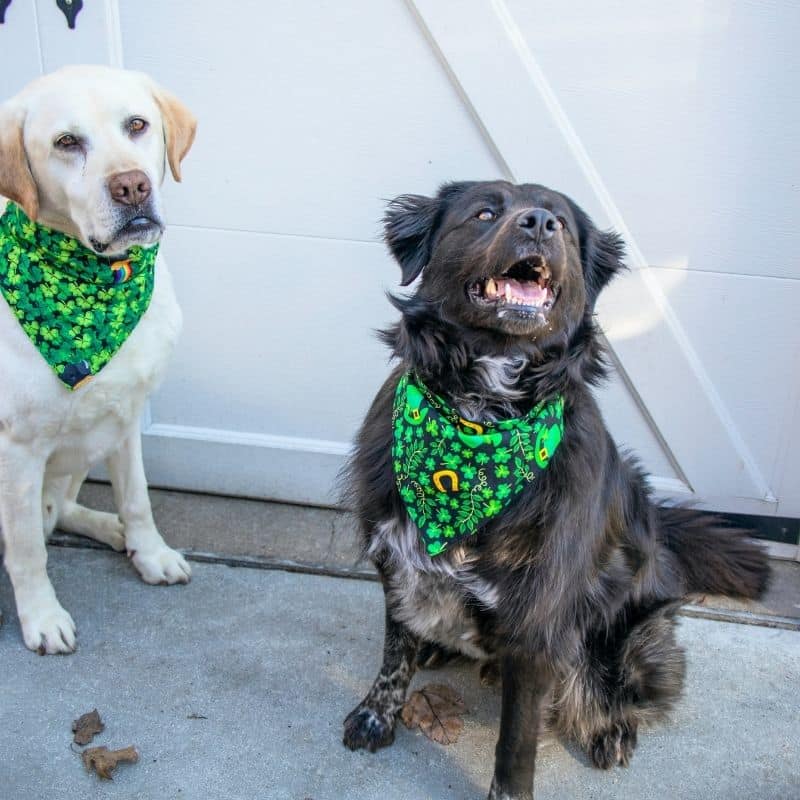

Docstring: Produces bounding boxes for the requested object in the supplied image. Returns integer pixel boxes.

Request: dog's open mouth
[468,256,558,318]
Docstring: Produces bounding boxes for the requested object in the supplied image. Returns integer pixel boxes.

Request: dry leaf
[400,683,466,745]
[72,709,104,745]
[82,745,139,780]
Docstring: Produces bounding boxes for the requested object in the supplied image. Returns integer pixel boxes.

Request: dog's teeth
[486,278,497,297]
[505,283,512,301]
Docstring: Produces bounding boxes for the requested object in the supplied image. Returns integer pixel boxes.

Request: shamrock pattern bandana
[0,202,157,389]
[392,372,564,556]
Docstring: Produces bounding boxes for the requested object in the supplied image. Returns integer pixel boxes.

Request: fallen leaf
[72,709,104,745]
[400,683,466,745]
[82,745,139,780]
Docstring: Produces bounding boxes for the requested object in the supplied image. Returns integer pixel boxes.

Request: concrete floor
[0,547,798,800]
[73,483,800,627]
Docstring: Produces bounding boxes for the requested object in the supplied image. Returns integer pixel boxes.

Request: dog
[342,181,770,799]
[0,65,196,654]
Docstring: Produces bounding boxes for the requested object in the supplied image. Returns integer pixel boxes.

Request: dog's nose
[108,170,151,206]
[517,208,558,240]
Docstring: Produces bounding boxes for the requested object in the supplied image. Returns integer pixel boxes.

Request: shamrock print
[484,499,503,516]
[393,372,565,557]
[442,453,461,470]
[0,202,157,389]
[493,447,512,464]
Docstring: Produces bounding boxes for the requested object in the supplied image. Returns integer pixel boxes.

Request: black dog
[342,180,769,799]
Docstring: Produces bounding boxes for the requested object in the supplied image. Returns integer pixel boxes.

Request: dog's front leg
[0,451,76,653]
[488,653,554,800]
[106,427,190,585]
[343,585,419,752]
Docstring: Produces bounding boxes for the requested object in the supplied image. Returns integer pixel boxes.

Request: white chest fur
[370,518,498,659]
[0,254,181,474]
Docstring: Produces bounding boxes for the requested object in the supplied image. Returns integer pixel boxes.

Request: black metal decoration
[56,0,83,29]
[0,0,13,25]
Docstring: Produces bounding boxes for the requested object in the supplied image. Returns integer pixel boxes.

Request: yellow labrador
[0,65,196,654]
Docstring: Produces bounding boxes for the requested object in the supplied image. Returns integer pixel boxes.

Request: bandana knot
[0,202,158,389]
[392,372,564,556]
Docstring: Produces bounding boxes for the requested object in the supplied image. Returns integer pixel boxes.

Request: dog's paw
[86,512,125,551]
[58,505,125,551]
[487,776,532,800]
[76,510,125,551]
[129,544,191,585]
[342,705,396,752]
[589,719,638,769]
[19,600,77,655]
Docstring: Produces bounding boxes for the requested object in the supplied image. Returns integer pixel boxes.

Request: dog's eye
[54,134,80,150]
[127,118,149,136]
[476,209,496,222]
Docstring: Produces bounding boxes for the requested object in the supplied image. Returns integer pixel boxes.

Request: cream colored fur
[0,65,196,654]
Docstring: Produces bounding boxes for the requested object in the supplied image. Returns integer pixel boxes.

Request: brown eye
[477,209,496,222]
[55,134,80,150]
[127,117,148,135]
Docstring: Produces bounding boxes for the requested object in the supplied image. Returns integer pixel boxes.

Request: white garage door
[1,1,798,520]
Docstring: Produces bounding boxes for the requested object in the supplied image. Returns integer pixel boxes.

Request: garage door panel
[503,0,799,280]
[32,0,117,71]
[505,0,704,267]
[152,227,396,442]
[595,373,682,486]
[120,0,504,242]
[1,1,796,519]
[648,268,800,492]
[0,4,41,99]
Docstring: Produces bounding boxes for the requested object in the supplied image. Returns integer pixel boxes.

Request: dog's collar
[0,202,158,389]
[392,372,564,557]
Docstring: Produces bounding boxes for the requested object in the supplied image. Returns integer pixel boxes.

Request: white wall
[1,1,798,518]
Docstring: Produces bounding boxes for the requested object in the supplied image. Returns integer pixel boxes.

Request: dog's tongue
[496,278,549,306]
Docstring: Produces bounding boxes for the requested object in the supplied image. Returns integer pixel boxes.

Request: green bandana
[392,372,564,556]
[0,203,157,389]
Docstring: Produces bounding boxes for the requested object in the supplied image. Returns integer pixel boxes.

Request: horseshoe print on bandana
[392,372,564,556]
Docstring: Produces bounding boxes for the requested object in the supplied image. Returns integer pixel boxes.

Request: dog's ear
[0,103,38,220]
[566,198,626,306]
[383,193,443,286]
[583,227,626,303]
[149,81,197,183]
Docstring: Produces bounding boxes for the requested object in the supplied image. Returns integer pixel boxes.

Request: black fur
[341,181,770,800]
